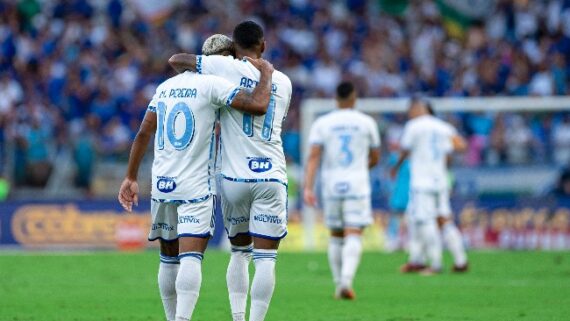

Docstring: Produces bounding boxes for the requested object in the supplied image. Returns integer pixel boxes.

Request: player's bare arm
[369,148,380,168]
[229,57,274,116]
[303,145,322,207]
[118,111,157,212]
[168,53,197,73]
[390,150,410,180]
[452,135,467,152]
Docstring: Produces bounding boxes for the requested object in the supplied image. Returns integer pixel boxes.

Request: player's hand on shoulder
[303,187,317,207]
[118,178,139,212]
[245,57,274,74]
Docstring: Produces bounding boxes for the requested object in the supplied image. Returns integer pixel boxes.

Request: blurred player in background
[118,52,274,320]
[168,21,292,321]
[304,81,380,299]
[391,98,468,274]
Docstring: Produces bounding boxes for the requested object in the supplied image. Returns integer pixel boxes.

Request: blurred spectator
[552,115,570,166]
[504,115,532,164]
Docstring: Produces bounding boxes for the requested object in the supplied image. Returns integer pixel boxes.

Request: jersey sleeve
[147,85,161,113]
[400,122,414,151]
[308,119,324,146]
[197,55,234,76]
[368,118,381,148]
[209,76,241,108]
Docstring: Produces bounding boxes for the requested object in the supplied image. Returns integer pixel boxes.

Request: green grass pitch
[1,251,569,321]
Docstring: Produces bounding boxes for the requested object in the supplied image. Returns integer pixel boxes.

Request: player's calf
[175,236,209,321]
[159,239,180,321]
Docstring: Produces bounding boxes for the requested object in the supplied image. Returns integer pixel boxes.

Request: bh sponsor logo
[248,157,272,173]
[254,214,282,224]
[178,216,200,224]
[157,177,177,193]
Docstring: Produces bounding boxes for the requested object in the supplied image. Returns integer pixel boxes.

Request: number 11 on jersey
[242,95,276,141]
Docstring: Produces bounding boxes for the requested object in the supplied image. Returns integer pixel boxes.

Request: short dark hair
[410,96,435,115]
[336,81,355,99]
[233,21,264,49]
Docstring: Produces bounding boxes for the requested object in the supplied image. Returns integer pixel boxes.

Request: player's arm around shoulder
[228,57,274,115]
[168,53,198,73]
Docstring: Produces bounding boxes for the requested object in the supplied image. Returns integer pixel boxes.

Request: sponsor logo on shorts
[152,223,175,231]
[178,215,200,224]
[227,216,249,225]
[253,214,282,224]
[157,176,177,193]
[248,157,272,173]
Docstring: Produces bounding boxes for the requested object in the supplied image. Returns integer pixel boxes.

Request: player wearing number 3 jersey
[304,82,380,300]
[118,52,274,321]
[169,21,292,321]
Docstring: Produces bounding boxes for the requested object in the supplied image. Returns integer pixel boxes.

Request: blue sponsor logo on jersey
[334,182,351,194]
[157,177,177,193]
[248,157,273,173]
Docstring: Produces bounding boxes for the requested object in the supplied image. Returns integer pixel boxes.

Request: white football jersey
[400,115,456,191]
[197,55,292,184]
[308,109,380,198]
[147,71,240,202]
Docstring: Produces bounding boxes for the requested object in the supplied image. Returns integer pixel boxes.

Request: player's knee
[253,237,280,250]
[344,227,363,236]
[330,229,344,238]
[160,239,179,257]
[178,236,209,254]
[230,234,253,247]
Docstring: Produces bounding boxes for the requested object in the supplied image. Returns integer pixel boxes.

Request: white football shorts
[406,189,452,223]
[322,196,373,230]
[148,195,216,242]
[220,178,288,240]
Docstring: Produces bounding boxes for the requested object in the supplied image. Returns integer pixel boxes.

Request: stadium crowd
[1,0,570,188]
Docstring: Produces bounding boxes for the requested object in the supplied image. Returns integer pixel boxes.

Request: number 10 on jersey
[156,101,196,150]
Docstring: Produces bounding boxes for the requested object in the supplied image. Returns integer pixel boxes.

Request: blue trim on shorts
[148,236,179,242]
[178,232,211,239]
[152,194,211,204]
[222,175,288,187]
[226,230,251,239]
[249,231,288,241]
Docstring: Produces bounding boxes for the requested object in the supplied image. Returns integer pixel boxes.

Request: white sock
[175,252,203,321]
[159,255,180,321]
[420,222,442,270]
[249,249,277,321]
[407,221,424,265]
[340,234,363,290]
[442,222,468,266]
[227,244,252,321]
[328,236,343,288]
